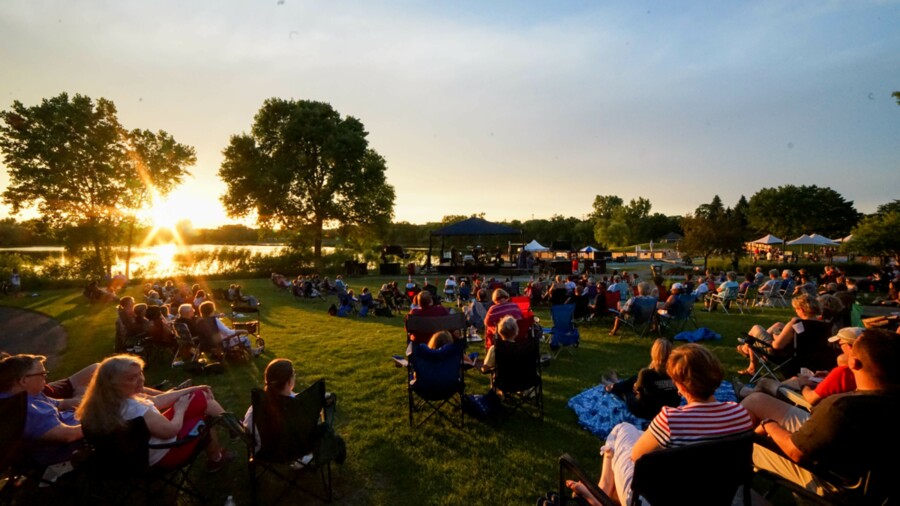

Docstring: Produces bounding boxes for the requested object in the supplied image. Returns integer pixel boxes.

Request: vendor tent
[524,239,550,252]
[750,234,783,245]
[580,246,599,253]
[787,234,818,246]
[809,234,840,246]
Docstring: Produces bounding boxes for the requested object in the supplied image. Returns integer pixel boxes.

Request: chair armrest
[738,334,772,349]
[753,435,864,493]
[558,453,618,506]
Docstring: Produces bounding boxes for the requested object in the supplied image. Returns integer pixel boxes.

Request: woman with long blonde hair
[603,338,680,419]
[77,355,233,472]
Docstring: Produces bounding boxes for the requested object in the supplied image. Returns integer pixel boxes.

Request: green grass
[2,277,795,504]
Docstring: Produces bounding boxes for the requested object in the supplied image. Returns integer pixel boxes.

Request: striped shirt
[648,401,753,448]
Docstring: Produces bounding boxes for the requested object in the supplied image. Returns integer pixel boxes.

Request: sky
[1,0,899,229]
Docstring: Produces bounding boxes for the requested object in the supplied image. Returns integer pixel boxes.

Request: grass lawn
[1,276,796,505]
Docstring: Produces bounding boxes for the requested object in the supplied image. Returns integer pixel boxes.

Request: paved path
[0,306,67,369]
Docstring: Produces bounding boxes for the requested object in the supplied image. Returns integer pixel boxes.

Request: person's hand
[174,392,193,413]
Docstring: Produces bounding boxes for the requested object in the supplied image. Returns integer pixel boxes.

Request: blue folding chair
[407,339,467,428]
[542,304,580,358]
[610,297,658,339]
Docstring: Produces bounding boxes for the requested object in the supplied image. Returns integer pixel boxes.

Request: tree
[894,91,900,106]
[680,197,747,270]
[219,99,395,270]
[845,211,900,262]
[591,195,653,247]
[0,93,194,276]
[876,199,900,216]
[746,185,859,240]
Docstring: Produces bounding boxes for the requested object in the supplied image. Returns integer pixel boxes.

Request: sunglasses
[26,370,49,378]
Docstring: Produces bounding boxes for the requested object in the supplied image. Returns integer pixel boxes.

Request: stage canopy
[430,217,522,236]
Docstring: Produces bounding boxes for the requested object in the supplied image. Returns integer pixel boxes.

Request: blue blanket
[673,327,721,342]
[567,381,739,440]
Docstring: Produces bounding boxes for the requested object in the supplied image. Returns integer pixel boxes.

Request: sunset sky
[1,1,899,229]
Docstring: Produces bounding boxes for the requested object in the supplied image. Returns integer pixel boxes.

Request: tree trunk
[703,254,709,271]
[313,218,324,272]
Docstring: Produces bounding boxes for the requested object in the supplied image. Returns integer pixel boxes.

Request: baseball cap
[671,283,684,291]
[827,327,864,344]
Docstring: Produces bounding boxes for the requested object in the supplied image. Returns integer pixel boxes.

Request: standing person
[10,268,21,297]
[567,344,753,506]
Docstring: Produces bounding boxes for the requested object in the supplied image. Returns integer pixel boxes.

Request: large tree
[219,99,395,269]
[845,211,900,263]
[591,195,652,247]
[0,93,194,276]
[746,185,859,240]
[680,196,747,270]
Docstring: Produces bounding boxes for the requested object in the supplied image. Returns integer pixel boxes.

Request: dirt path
[0,306,67,369]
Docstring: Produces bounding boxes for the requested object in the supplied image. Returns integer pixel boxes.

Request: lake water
[0,243,304,277]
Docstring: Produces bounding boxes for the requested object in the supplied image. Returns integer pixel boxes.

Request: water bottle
[224,496,236,506]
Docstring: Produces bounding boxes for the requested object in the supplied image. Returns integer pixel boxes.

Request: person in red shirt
[483,289,523,350]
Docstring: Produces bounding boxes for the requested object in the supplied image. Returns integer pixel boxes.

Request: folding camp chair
[404,313,467,345]
[738,319,836,384]
[610,298,658,340]
[172,322,201,368]
[772,280,795,308]
[708,286,741,314]
[491,333,543,421]
[407,339,467,428]
[736,286,760,314]
[248,380,340,504]
[753,434,894,506]
[0,392,28,502]
[557,432,754,506]
[82,415,216,504]
[542,304,580,358]
[657,294,698,336]
[510,296,533,317]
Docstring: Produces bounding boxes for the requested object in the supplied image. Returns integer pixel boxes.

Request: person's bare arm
[144,393,192,439]
[757,419,805,463]
[631,428,663,461]
[771,318,799,350]
[41,424,83,443]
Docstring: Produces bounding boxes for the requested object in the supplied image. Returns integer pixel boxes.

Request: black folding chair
[0,392,28,502]
[491,333,543,421]
[82,415,215,504]
[558,432,754,506]
[404,313,467,345]
[753,434,893,505]
[248,380,340,504]
[738,319,836,383]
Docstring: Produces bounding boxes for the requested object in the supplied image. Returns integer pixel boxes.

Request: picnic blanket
[568,381,739,440]
[673,326,721,342]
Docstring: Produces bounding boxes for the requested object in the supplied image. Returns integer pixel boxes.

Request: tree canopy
[680,195,747,270]
[845,211,900,262]
[219,99,395,269]
[0,93,194,275]
[746,185,859,240]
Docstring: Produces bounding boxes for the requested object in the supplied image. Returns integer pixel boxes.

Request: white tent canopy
[809,234,840,246]
[523,239,550,252]
[840,234,853,243]
[787,234,819,246]
[750,234,783,245]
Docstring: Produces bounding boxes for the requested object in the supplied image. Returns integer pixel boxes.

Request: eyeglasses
[25,370,49,378]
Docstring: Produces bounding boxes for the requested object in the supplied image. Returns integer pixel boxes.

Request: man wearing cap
[741,328,900,495]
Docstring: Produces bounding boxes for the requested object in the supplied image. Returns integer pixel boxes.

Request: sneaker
[207,449,235,474]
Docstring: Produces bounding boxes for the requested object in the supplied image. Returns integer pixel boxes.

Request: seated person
[466,289,490,337]
[242,358,337,456]
[408,291,449,317]
[146,305,176,349]
[707,271,739,311]
[0,354,83,447]
[483,289,524,350]
[692,276,711,304]
[271,272,292,288]
[737,327,863,408]
[146,290,164,306]
[76,355,233,472]
[741,329,900,496]
[651,276,668,302]
[738,273,755,295]
[457,281,472,303]
[443,276,457,301]
[736,294,831,376]
[567,344,753,506]
[196,301,251,355]
[659,283,686,313]
[565,285,591,320]
[358,287,375,315]
[174,303,200,337]
[192,290,208,310]
[115,296,143,353]
[609,282,658,336]
[758,269,782,301]
[480,317,518,373]
[602,338,680,419]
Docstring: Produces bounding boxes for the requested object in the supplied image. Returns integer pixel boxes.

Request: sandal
[736,368,755,376]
